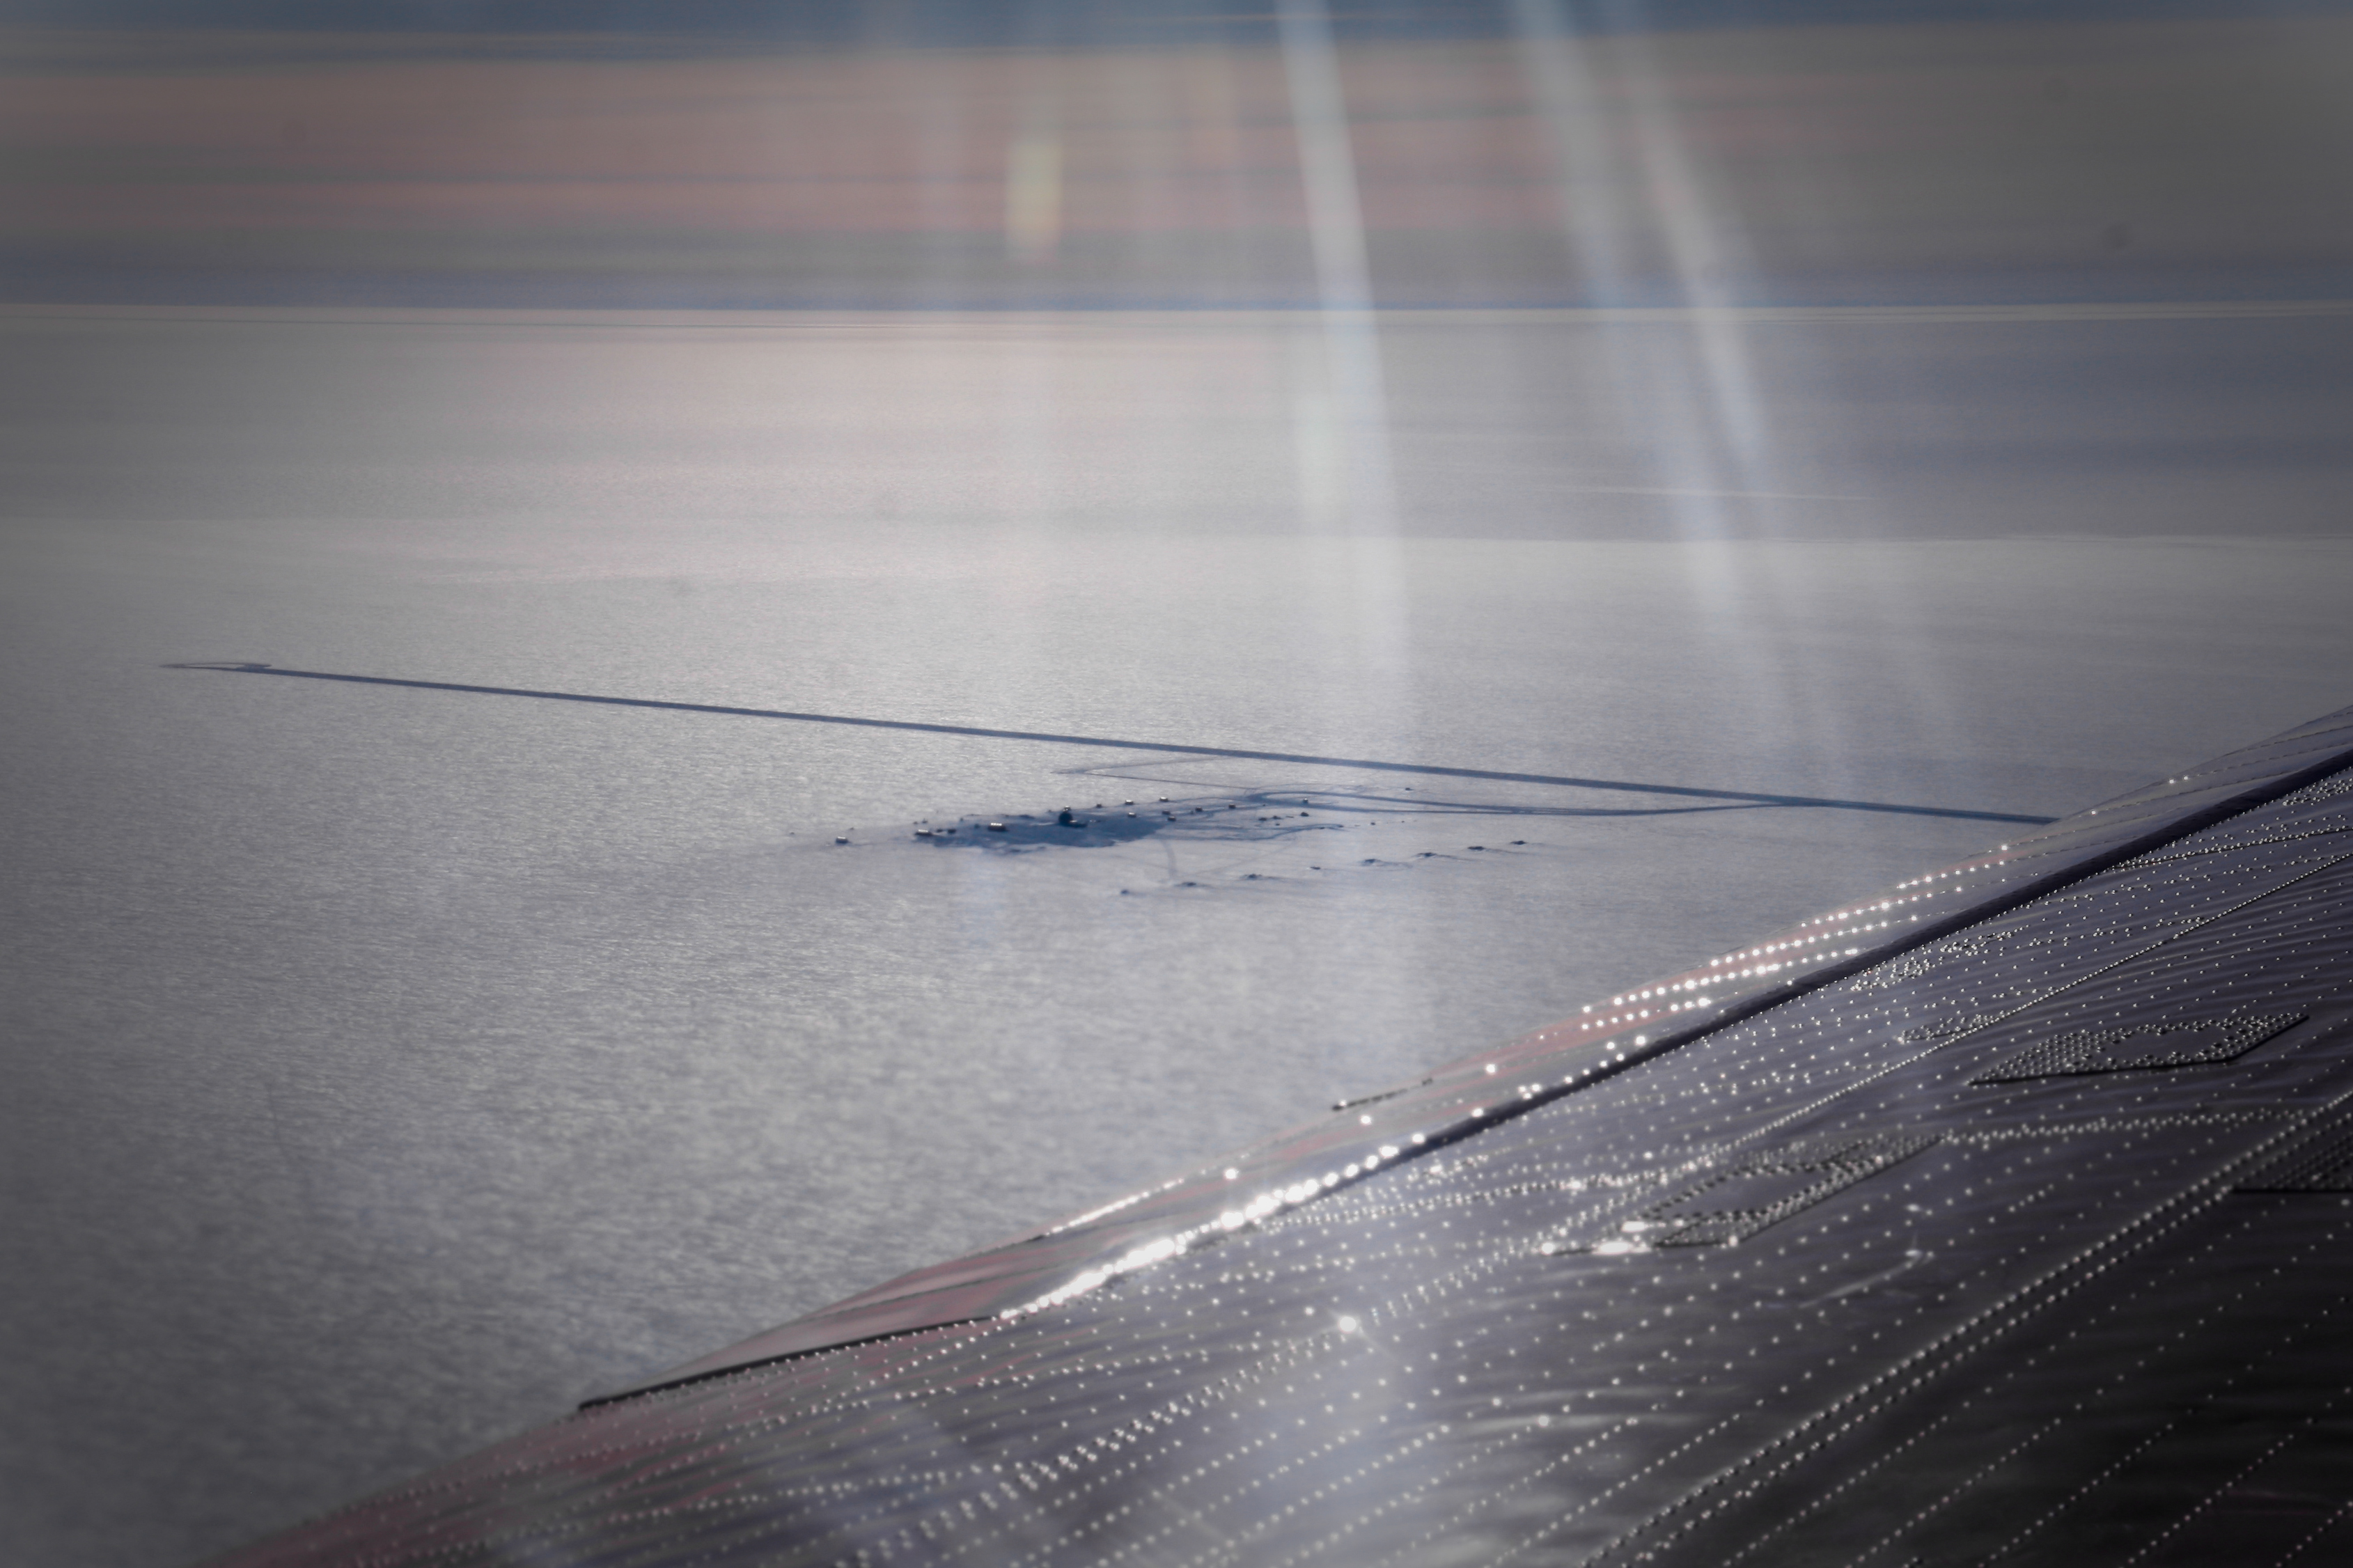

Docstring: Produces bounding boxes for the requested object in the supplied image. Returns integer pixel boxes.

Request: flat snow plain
[4,306,2351,1565]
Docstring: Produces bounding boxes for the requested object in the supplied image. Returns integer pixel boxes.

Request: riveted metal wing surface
[214,701,2353,1568]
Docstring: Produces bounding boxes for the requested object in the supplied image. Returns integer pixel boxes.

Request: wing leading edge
[218,702,2353,1568]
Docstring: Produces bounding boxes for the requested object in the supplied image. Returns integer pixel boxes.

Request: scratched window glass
[2,4,2350,1565]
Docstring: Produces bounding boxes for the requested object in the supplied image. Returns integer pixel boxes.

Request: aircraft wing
[216,700,2353,1567]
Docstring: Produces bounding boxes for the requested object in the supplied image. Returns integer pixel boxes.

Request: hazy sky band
[22,1,2341,47]
[5,6,2350,307]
